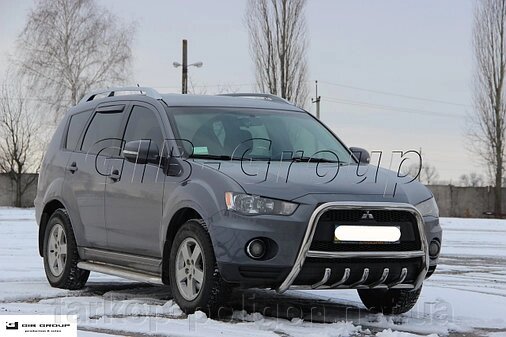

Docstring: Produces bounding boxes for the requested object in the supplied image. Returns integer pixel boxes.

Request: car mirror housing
[122,140,160,165]
[349,147,370,164]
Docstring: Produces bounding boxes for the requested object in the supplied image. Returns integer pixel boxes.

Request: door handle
[110,169,121,182]
[68,162,78,174]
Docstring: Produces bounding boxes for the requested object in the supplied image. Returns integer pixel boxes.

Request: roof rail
[217,93,292,105]
[79,86,162,104]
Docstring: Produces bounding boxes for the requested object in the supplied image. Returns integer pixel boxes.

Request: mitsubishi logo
[361,211,374,220]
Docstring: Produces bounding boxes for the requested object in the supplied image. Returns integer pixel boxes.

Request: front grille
[310,209,421,252]
[319,209,414,222]
[319,209,364,222]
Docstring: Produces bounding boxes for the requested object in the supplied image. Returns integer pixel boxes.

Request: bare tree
[187,78,242,95]
[16,0,135,121]
[403,162,440,185]
[246,0,309,107]
[215,83,242,95]
[187,77,209,95]
[422,164,439,185]
[469,0,506,215]
[459,173,485,187]
[0,79,41,207]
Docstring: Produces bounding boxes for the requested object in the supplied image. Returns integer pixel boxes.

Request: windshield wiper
[189,154,233,160]
[291,157,351,165]
[189,154,349,164]
[291,156,340,163]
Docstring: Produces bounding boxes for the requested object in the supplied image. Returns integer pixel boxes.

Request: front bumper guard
[276,202,429,293]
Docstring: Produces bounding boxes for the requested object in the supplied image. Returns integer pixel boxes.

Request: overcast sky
[0,0,477,182]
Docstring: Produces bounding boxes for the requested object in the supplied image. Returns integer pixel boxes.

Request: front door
[104,102,165,257]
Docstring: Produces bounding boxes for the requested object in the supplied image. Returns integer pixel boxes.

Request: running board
[77,261,163,285]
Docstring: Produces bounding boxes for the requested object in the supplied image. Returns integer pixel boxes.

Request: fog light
[246,239,266,259]
[429,240,441,258]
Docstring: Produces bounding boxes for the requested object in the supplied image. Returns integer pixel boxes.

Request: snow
[376,329,437,337]
[0,208,505,336]
[79,333,120,337]
[488,333,506,337]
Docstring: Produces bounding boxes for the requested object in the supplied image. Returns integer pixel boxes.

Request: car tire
[169,219,230,315]
[43,208,90,289]
[357,286,422,315]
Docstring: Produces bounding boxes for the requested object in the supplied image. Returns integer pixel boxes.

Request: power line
[0,83,258,101]
[319,80,472,108]
[0,95,47,102]
[322,97,463,118]
[0,79,471,118]
[323,97,460,118]
[153,82,257,89]
[0,94,466,119]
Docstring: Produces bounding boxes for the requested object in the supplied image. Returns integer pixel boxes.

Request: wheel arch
[38,199,67,256]
[161,207,203,284]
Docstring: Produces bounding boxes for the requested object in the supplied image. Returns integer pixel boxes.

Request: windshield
[168,107,354,163]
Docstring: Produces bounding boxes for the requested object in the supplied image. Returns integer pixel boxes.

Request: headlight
[225,192,298,216]
[415,197,439,217]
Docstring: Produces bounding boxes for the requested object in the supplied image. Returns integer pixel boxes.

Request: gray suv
[35,87,442,315]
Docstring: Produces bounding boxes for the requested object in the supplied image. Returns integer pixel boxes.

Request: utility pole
[173,39,203,94]
[311,80,321,119]
[182,39,188,94]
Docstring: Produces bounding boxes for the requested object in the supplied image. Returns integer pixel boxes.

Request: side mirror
[122,140,160,165]
[350,147,370,164]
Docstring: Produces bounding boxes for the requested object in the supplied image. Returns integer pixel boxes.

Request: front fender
[161,161,246,254]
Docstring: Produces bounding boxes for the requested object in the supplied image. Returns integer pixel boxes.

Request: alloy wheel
[175,237,205,301]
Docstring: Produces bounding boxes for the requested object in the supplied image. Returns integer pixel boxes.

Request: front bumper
[209,204,312,287]
[210,201,439,291]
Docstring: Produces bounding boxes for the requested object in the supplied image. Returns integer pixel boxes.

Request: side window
[123,106,164,150]
[65,110,91,151]
[81,111,124,156]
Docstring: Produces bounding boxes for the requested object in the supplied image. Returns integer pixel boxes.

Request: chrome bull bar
[307,266,411,290]
[276,202,429,293]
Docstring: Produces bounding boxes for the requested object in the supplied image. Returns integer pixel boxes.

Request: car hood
[192,160,433,206]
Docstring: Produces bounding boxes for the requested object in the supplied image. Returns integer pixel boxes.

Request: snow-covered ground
[0,207,505,337]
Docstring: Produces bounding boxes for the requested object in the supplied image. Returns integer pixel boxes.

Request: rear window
[65,110,91,151]
[81,111,124,156]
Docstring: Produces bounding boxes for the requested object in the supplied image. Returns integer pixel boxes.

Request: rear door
[63,103,127,249]
[104,102,166,257]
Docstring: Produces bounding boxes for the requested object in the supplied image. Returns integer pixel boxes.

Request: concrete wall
[0,173,504,217]
[0,173,38,207]
[428,185,506,218]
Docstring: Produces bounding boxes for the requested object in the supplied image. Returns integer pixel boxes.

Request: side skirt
[77,261,163,285]
[79,247,163,276]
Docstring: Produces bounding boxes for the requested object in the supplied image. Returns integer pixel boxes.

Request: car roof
[160,93,305,112]
[68,91,306,117]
